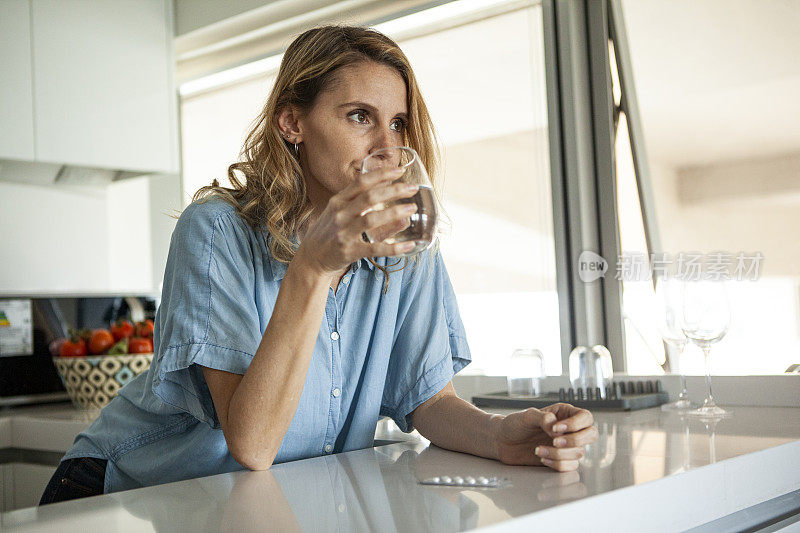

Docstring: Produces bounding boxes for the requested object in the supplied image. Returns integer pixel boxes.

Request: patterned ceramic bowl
[52,354,153,410]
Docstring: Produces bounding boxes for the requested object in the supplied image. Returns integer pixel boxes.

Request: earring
[281,131,299,155]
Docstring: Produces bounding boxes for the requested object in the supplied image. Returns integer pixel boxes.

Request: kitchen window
[179,0,563,376]
[615,0,800,376]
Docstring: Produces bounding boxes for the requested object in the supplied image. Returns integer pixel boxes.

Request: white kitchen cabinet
[30,0,179,174]
[0,0,36,161]
[0,405,98,512]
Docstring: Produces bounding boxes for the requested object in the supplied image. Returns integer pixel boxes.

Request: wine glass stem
[701,345,717,408]
[677,346,689,401]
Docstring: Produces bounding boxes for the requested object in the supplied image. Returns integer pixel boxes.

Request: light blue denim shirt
[61,196,471,494]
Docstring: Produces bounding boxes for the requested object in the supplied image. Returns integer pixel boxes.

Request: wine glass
[680,279,731,417]
[654,276,692,411]
[360,146,439,257]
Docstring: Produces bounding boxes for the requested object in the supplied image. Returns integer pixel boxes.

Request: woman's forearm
[225,252,330,469]
[414,395,505,461]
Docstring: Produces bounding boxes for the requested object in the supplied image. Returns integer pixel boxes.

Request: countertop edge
[474,439,800,532]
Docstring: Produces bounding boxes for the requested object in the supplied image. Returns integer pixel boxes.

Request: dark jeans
[39,457,108,506]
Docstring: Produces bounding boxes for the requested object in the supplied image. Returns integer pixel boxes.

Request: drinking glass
[360,146,438,257]
[507,348,545,397]
[680,280,731,417]
[654,276,692,411]
[568,345,613,398]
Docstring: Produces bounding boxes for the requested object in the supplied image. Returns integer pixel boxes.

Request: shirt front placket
[322,263,356,455]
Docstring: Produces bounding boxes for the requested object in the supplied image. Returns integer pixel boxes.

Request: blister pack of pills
[418,475,510,488]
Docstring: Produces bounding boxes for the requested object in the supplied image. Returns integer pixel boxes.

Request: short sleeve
[150,200,263,429]
[381,248,471,432]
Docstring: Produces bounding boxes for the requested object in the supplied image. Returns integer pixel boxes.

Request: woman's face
[290,61,408,206]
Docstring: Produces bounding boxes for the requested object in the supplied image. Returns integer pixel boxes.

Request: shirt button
[332,387,341,398]
[331,331,340,341]
[338,504,346,513]
[342,276,350,284]
[324,443,333,453]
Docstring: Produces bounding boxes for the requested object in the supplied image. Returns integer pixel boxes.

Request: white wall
[149,173,184,294]
[0,180,111,293]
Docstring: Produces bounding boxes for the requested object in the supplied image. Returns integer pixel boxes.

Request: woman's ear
[276,106,303,144]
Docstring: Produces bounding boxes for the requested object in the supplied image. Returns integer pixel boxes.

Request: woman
[40,25,597,506]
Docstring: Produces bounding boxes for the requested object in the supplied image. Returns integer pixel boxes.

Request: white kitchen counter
[1,405,799,531]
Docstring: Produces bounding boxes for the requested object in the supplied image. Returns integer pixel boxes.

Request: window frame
[542,0,626,372]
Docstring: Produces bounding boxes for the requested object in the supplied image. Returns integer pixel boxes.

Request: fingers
[550,425,599,448]
[522,407,557,431]
[541,403,594,435]
[535,445,585,461]
[322,174,418,260]
[541,402,582,420]
[368,217,412,243]
[348,181,420,219]
[358,202,417,235]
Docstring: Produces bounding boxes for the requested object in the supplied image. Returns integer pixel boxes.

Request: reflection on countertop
[3,406,799,531]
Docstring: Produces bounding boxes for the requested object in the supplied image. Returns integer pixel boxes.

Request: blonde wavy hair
[192,25,441,292]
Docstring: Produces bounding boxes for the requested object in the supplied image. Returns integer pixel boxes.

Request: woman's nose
[368,129,396,154]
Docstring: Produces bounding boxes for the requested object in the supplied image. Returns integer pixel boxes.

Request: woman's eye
[348,111,404,131]
[348,111,368,124]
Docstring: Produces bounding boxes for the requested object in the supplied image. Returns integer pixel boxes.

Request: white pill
[478,477,490,485]
[453,476,464,485]
[430,477,440,483]
[441,476,452,484]
[465,477,476,485]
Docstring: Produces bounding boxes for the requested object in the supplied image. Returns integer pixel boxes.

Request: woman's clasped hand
[493,403,598,472]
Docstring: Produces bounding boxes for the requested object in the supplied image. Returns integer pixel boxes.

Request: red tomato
[89,329,115,355]
[59,338,87,357]
[111,319,135,341]
[129,337,153,354]
[77,328,93,345]
[135,319,154,338]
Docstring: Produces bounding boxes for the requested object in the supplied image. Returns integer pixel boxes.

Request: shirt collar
[263,233,375,282]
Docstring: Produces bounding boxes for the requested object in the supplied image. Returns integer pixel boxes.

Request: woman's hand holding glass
[360,146,438,257]
[295,165,420,275]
